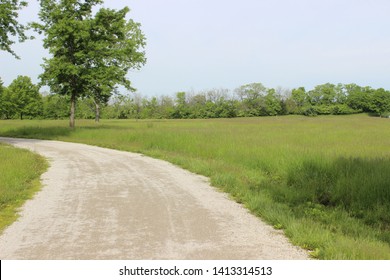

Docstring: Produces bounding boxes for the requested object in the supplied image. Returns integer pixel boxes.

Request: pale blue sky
[1,0,390,96]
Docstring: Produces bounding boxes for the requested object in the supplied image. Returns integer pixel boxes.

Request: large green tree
[0,0,29,58]
[33,0,145,127]
[85,7,146,122]
[33,0,101,127]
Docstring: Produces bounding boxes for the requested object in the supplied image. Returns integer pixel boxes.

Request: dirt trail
[0,137,308,260]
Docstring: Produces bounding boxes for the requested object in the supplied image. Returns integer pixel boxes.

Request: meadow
[0,114,390,259]
[0,143,47,232]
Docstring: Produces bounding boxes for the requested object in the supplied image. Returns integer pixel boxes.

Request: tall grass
[1,114,390,258]
[0,143,47,232]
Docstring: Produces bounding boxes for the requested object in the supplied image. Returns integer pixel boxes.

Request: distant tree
[370,88,390,117]
[0,78,4,118]
[307,83,337,105]
[172,91,189,118]
[7,76,42,119]
[235,83,267,101]
[76,97,95,119]
[188,93,207,118]
[0,0,30,58]
[235,83,268,116]
[42,94,69,119]
[290,87,307,113]
[0,85,17,119]
[213,98,237,118]
[206,88,230,103]
[304,83,354,115]
[334,83,347,104]
[264,88,282,116]
[141,97,159,119]
[157,95,175,119]
[345,84,372,112]
[130,92,143,119]
[102,93,135,119]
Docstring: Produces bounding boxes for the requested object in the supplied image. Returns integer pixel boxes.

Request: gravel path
[0,137,308,260]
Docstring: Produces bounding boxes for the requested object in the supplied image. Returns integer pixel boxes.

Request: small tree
[235,83,267,116]
[307,83,337,106]
[264,89,282,116]
[370,88,390,117]
[290,87,307,113]
[172,91,189,118]
[0,0,30,58]
[158,95,175,119]
[7,75,42,119]
[345,84,372,112]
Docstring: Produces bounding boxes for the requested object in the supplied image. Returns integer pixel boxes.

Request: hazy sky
[1,0,390,96]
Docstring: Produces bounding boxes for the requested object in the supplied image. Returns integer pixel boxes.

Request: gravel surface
[0,137,308,260]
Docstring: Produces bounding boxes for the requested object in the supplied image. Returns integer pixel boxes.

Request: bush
[302,107,318,116]
[380,112,390,118]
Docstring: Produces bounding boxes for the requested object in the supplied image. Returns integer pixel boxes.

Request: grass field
[0,143,47,232]
[1,114,390,259]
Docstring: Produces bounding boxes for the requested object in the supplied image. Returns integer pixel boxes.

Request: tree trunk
[94,100,100,123]
[70,93,76,128]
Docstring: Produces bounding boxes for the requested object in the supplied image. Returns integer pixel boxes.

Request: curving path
[0,137,308,260]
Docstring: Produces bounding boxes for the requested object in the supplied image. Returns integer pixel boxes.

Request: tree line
[1,78,390,120]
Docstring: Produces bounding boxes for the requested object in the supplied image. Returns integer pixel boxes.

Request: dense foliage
[31,0,146,127]
[1,80,390,120]
[5,75,42,119]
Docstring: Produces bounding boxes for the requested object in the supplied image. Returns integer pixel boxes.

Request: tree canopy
[0,0,29,58]
[6,75,42,119]
[84,6,146,122]
[32,0,146,127]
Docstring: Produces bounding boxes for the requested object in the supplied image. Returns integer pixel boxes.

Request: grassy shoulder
[0,115,390,259]
[0,143,48,232]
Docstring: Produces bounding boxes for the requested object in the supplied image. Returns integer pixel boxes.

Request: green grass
[1,114,390,259]
[0,143,48,232]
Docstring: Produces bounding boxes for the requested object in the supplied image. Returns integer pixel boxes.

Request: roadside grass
[0,114,390,259]
[0,143,48,232]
